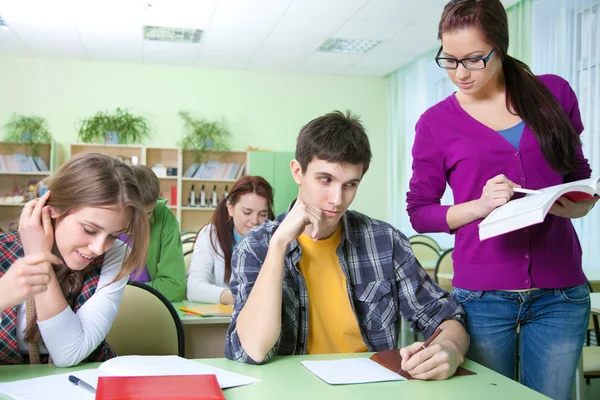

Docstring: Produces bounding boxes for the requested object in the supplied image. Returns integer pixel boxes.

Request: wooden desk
[172,301,231,359]
[0,353,548,400]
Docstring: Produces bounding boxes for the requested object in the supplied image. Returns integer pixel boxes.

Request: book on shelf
[184,163,200,178]
[478,176,600,241]
[187,162,243,180]
[33,156,49,172]
[0,154,48,172]
[235,163,245,179]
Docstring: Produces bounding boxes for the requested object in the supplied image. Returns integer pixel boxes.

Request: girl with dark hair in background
[186,176,274,305]
[406,0,597,398]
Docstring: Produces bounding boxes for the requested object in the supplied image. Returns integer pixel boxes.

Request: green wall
[0,56,389,220]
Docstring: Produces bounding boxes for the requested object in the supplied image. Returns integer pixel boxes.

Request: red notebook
[95,374,225,400]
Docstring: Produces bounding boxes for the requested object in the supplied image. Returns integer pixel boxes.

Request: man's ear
[290,160,303,185]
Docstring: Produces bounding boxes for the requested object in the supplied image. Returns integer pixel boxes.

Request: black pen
[68,375,96,394]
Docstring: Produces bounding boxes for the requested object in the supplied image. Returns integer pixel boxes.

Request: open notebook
[479,176,600,241]
[0,356,258,400]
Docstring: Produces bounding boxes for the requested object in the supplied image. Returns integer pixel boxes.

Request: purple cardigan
[407,74,591,291]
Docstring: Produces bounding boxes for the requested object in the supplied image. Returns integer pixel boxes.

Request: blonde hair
[40,153,149,281]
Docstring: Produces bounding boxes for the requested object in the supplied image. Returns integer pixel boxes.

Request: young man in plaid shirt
[225,111,469,380]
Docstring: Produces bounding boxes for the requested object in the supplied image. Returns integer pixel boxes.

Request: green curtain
[507,0,534,64]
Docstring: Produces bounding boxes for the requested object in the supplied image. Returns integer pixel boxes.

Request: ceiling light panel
[143,26,202,43]
[318,38,380,54]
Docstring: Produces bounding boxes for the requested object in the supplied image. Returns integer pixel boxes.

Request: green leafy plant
[178,111,231,161]
[77,108,150,144]
[3,113,53,156]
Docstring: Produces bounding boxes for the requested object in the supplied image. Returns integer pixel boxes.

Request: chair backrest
[182,240,195,275]
[180,231,197,244]
[434,248,454,292]
[411,242,440,274]
[408,235,442,253]
[106,282,185,357]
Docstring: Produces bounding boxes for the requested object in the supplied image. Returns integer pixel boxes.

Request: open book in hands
[478,177,600,241]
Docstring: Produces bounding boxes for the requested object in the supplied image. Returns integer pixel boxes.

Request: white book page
[0,369,106,400]
[301,358,406,385]
[98,355,259,389]
[480,191,553,226]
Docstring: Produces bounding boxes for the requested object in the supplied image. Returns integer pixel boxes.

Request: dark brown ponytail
[439,0,581,174]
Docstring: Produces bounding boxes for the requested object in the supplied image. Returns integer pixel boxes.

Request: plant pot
[105,131,119,144]
[204,138,215,149]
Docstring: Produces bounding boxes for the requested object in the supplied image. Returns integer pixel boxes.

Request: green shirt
[146,198,185,301]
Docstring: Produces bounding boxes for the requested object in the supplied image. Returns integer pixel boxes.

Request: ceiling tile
[273,16,343,37]
[332,21,405,41]
[251,45,312,63]
[353,0,441,25]
[261,34,326,51]
[286,0,370,20]
[215,0,293,17]
[141,0,216,29]
[202,30,269,49]
[209,12,279,32]
[246,56,301,72]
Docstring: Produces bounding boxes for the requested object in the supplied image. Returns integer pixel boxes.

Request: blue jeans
[453,285,590,400]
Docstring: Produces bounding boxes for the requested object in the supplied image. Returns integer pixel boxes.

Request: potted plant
[3,113,53,156]
[178,111,231,161]
[77,108,150,144]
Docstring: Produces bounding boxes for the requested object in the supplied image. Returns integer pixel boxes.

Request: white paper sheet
[0,369,103,400]
[301,358,406,385]
[0,356,259,400]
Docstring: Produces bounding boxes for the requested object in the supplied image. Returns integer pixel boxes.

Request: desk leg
[183,324,229,359]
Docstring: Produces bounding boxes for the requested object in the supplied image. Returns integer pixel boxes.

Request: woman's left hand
[19,190,54,256]
[549,196,599,219]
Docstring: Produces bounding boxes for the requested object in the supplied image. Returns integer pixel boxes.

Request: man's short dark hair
[131,164,160,206]
[295,110,372,175]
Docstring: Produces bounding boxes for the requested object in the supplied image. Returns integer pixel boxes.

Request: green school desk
[0,353,548,400]
[172,301,231,359]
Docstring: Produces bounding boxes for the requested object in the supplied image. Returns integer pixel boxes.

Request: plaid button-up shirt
[225,209,465,364]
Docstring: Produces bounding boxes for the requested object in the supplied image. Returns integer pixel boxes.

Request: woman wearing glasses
[406,0,596,398]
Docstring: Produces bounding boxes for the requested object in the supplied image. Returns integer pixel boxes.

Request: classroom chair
[410,242,441,278]
[434,248,454,293]
[106,281,185,357]
[408,234,443,253]
[180,231,197,244]
[182,239,195,275]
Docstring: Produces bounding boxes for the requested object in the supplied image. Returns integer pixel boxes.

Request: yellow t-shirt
[297,225,368,354]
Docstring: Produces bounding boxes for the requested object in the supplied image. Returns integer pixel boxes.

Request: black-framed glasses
[435,48,495,70]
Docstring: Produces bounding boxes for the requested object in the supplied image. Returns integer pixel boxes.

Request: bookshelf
[67,144,248,232]
[180,150,248,232]
[0,142,60,233]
